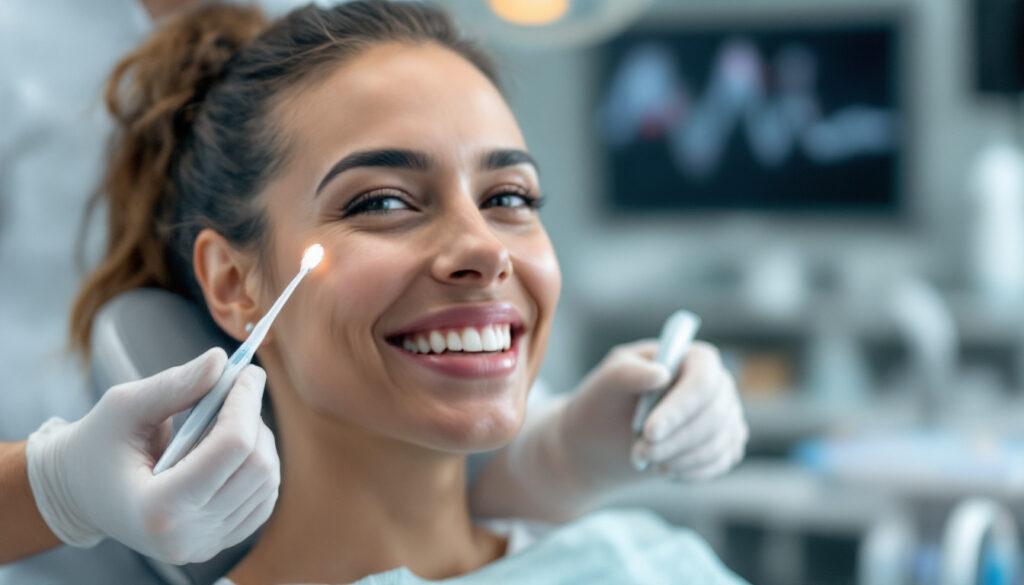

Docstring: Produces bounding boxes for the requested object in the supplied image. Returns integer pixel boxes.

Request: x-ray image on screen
[596,21,902,214]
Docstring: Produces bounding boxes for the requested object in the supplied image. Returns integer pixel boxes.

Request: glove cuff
[25,417,104,548]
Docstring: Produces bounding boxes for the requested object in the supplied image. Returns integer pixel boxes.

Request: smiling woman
[69,2,745,584]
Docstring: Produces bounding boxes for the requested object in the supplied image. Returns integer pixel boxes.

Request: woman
[71,1,747,583]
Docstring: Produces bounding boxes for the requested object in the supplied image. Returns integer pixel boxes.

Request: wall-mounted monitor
[596,16,904,216]
[973,0,1024,95]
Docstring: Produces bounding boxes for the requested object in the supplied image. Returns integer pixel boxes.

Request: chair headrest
[89,288,238,400]
[89,288,254,585]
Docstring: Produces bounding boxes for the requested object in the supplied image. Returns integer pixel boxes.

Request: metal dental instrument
[153,243,325,475]
[631,310,702,438]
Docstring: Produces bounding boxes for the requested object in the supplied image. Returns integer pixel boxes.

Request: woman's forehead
[275,42,524,161]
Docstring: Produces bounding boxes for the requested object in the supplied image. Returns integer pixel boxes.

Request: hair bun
[70,4,267,356]
[106,4,267,135]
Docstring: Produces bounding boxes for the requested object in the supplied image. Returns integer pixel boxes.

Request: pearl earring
[244,322,254,333]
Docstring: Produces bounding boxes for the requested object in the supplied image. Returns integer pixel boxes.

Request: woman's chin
[424,403,526,453]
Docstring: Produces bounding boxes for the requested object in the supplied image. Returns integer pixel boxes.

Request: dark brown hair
[71,0,499,354]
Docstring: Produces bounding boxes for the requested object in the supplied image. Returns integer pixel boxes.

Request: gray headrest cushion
[90,288,238,397]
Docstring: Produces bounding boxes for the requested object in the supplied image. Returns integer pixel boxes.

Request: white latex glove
[471,339,748,523]
[559,339,748,490]
[25,348,280,565]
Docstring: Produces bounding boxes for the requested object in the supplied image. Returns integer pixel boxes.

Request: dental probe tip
[301,243,324,272]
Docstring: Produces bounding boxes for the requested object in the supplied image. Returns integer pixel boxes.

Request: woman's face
[250,43,560,452]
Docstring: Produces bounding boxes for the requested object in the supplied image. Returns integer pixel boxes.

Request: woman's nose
[430,209,513,288]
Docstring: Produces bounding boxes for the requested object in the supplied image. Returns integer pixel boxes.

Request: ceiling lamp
[486,0,570,26]
[441,0,654,49]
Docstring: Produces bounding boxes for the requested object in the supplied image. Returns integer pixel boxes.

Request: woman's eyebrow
[481,149,540,175]
[315,149,432,195]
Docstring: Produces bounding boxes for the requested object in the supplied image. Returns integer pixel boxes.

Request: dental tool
[153,244,325,475]
[631,310,702,437]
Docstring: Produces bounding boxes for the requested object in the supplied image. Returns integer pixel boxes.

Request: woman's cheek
[514,234,560,377]
[272,237,406,406]
[315,236,413,313]
[517,233,561,310]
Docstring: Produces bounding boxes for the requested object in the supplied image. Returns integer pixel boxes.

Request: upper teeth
[399,324,513,354]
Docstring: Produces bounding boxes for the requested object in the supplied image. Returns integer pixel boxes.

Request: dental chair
[89,288,252,585]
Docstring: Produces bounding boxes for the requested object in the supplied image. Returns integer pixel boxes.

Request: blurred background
[4,0,1024,583]
[452,0,1024,583]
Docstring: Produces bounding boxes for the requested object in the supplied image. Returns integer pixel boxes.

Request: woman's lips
[387,329,524,379]
[386,330,522,378]
[383,303,524,339]
[382,302,526,378]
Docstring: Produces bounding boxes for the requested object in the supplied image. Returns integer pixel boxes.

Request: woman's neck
[227,405,505,585]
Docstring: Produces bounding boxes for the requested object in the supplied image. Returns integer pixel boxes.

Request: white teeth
[397,324,516,354]
[446,331,463,351]
[481,326,500,351]
[429,331,446,353]
[461,327,483,351]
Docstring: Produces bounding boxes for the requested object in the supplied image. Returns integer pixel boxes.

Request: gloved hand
[25,348,280,565]
[563,339,748,486]
[470,339,747,522]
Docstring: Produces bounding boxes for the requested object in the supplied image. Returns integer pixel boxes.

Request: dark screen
[974,0,1024,94]
[596,21,902,214]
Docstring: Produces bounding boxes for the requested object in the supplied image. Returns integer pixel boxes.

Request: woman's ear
[194,229,262,342]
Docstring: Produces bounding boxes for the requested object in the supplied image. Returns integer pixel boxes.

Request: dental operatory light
[153,243,325,474]
[442,0,653,49]
[487,0,570,25]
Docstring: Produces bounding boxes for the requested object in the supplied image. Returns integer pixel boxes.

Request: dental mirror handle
[152,354,250,474]
[631,310,702,437]
[152,244,324,475]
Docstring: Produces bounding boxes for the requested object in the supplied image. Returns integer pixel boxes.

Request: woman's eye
[481,191,542,210]
[343,194,411,217]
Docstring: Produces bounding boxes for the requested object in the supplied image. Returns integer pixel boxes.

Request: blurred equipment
[795,434,1024,584]
[441,0,653,49]
[886,278,958,425]
[595,13,904,215]
[966,141,1024,306]
[941,499,1020,585]
[735,350,795,398]
[973,0,1024,95]
[855,499,1021,585]
[858,514,918,585]
[741,243,807,319]
[611,462,1024,585]
[795,432,1024,497]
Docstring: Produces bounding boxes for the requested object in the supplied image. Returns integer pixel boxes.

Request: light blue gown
[217,509,747,585]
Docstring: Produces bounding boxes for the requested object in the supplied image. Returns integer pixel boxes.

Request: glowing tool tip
[301,244,324,271]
